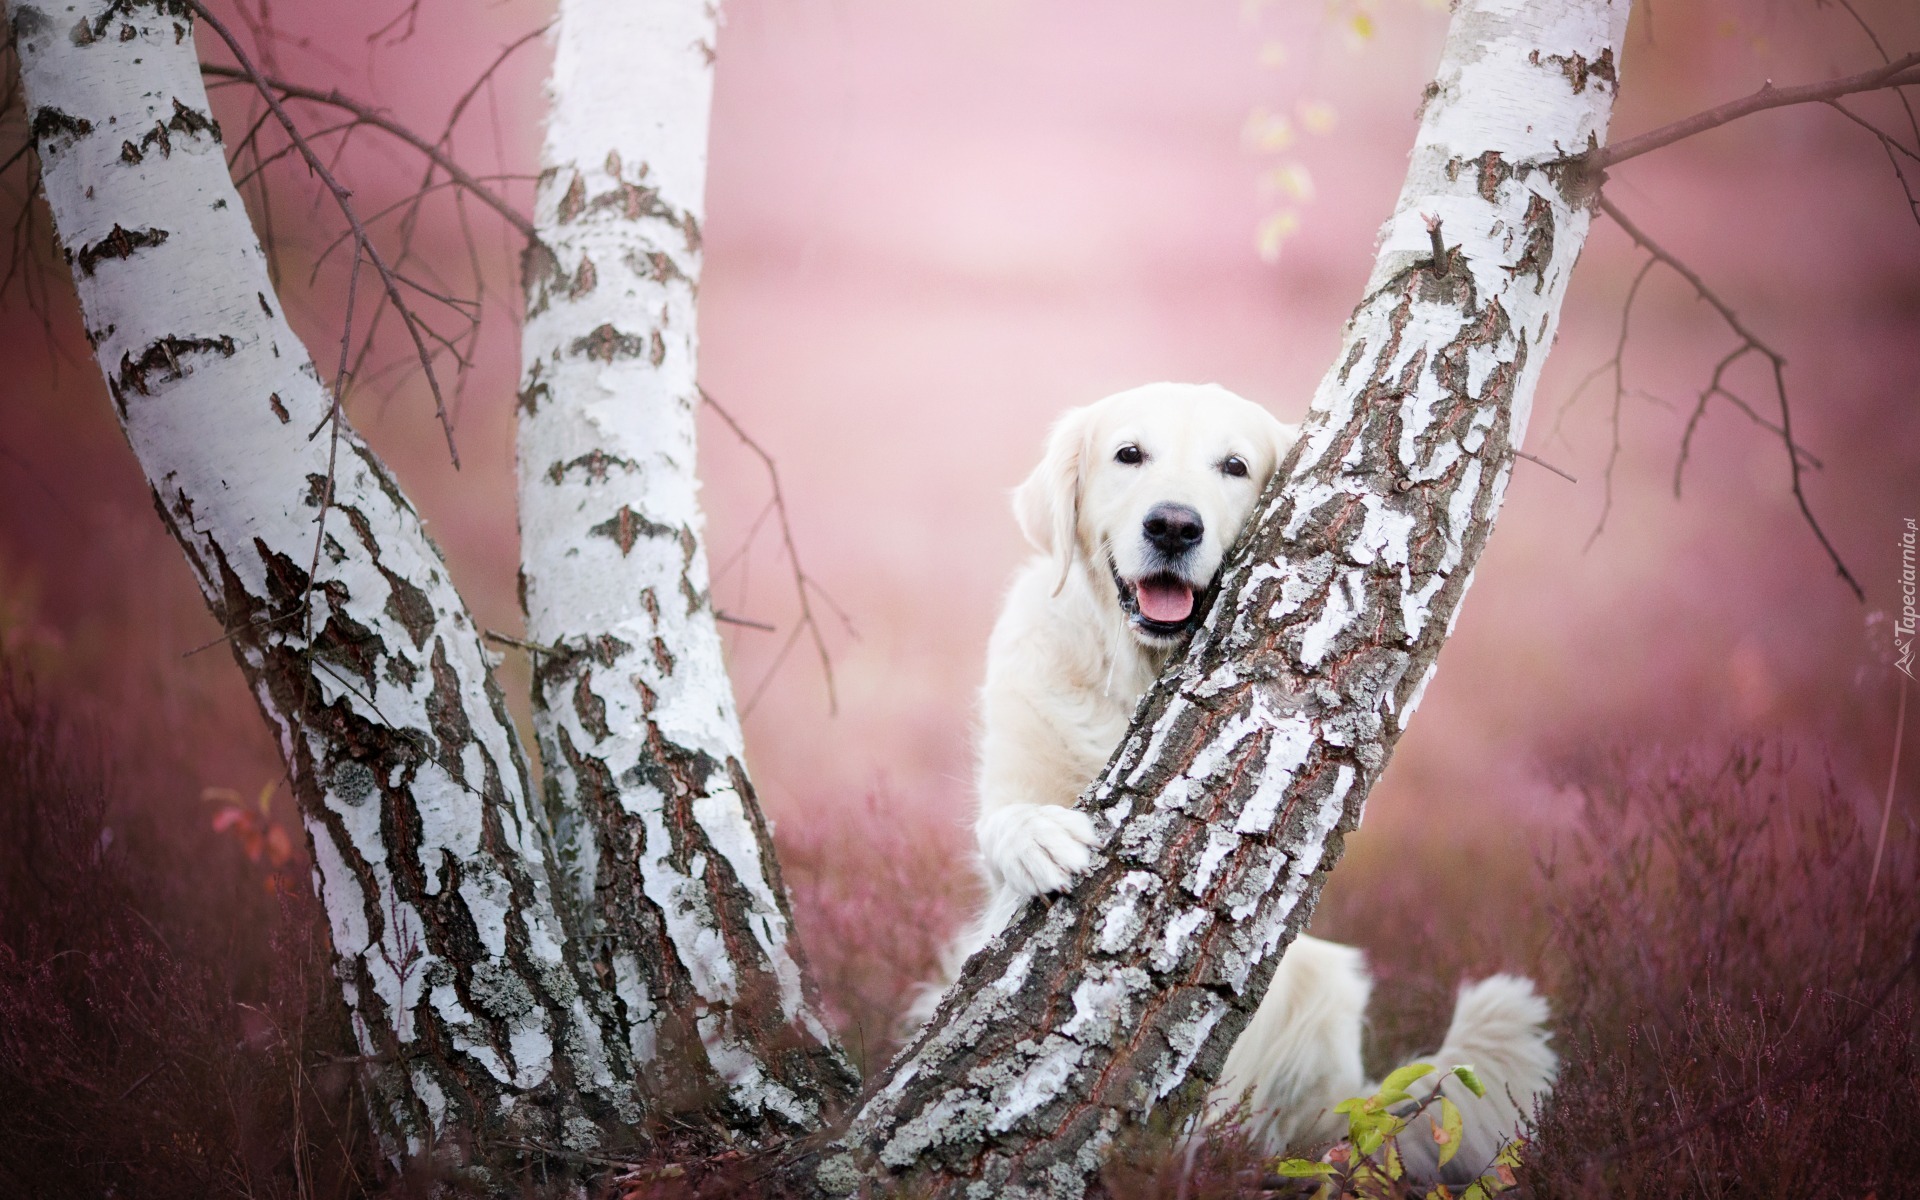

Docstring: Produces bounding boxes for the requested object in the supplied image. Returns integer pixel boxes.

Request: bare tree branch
[1584,255,1655,549]
[1830,0,1920,155]
[1596,195,1865,602]
[198,62,536,242]
[701,387,848,716]
[1826,100,1920,227]
[1513,449,1579,483]
[1590,51,1920,170]
[186,2,462,466]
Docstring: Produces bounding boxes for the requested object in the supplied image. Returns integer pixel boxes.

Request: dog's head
[1013,382,1299,649]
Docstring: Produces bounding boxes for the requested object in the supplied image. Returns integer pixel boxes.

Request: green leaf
[1352,1121,1386,1158]
[1333,1097,1364,1115]
[1272,1159,1337,1178]
[1436,1096,1465,1167]
[1379,1063,1437,1095]
[1451,1064,1487,1098]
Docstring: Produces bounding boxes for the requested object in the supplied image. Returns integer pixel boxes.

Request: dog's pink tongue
[1135,578,1195,624]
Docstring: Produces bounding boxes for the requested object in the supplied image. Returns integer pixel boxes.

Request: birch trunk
[11,0,640,1170]
[792,2,1631,1195]
[518,0,857,1139]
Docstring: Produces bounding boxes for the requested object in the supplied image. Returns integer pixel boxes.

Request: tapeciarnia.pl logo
[1899,517,1916,680]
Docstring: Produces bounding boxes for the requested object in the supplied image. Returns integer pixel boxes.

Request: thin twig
[1597,196,1864,601]
[369,0,425,47]
[197,62,535,242]
[715,610,777,633]
[1826,100,1920,228]
[1591,51,1920,170]
[1827,98,1920,164]
[700,386,845,715]
[1584,255,1656,548]
[1512,448,1577,483]
[181,611,302,659]
[206,27,544,428]
[299,239,363,655]
[1859,678,1909,967]
[482,629,564,657]
[1831,0,1920,158]
[186,3,463,466]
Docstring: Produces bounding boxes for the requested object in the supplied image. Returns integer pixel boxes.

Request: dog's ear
[1264,413,1303,484]
[1013,406,1091,594]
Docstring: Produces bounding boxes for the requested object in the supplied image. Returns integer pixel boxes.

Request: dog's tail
[1389,974,1557,1186]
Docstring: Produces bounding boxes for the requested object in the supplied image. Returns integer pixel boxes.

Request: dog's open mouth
[1111,561,1202,639]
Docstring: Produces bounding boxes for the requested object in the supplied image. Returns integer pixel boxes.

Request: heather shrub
[1523,743,1920,1197]
[0,670,375,1198]
[7,647,1911,1199]
[774,792,976,1074]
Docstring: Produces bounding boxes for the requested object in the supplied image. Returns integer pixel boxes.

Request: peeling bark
[13,0,641,1173]
[518,0,857,1143]
[786,2,1633,1196]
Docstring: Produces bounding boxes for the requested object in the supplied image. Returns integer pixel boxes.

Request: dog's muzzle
[1110,557,1204,641]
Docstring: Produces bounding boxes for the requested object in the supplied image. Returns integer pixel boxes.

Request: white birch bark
[11,0,640,1167]
[518,0,856,1136]
[785,2,1633,1195]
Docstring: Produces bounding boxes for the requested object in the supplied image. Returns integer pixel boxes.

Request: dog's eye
[1221,455,1249,478]
[1114,444,1144,466]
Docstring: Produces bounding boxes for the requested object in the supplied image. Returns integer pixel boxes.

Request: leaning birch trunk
[791,2,1631,1195]
[11,0,641,1170]
[518,0,857,1139]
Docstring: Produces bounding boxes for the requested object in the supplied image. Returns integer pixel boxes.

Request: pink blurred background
[1,0,1915,917]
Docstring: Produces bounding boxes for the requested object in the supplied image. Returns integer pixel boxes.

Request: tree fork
[12,0,643,1174]
[775,2,1633,1195]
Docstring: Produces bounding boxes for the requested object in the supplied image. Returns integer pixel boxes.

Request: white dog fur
[916,382,1556,1179]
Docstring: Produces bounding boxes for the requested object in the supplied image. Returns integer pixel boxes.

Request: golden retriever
[918,382,1556,1178]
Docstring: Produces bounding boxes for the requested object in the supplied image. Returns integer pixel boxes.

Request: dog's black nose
[1142,503,1204,556]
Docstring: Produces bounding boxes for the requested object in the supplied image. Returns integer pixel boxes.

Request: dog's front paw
[977,804,1098,896]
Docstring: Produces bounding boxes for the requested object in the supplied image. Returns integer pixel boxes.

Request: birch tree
[9,0,643,1168]
[517,0,858,1136]
[774,2,1634,1195]
[21,0,1916,1192]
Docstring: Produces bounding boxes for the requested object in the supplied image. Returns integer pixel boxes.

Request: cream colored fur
[913,382,1556,1173]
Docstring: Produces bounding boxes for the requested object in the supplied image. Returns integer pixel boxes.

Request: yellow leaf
[1243,108,1296,152]
[1257,210,1300,263]
[1261,163,1315,201]
[1298,101,1338,135]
